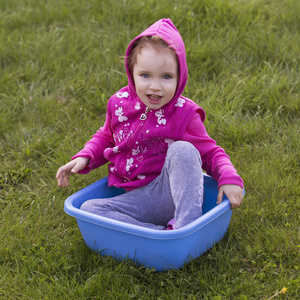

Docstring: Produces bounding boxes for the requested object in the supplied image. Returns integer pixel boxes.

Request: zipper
[118,107,150,180]
[139,107,150,120]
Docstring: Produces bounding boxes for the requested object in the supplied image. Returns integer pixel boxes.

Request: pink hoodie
[73,19,244,190]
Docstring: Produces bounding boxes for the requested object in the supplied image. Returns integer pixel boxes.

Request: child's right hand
[56,157,89,187]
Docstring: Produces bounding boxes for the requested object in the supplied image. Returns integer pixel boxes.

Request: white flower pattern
[115,107,128,122]
[132,147,140,156]
[155,109,166,125]
[126,158,134,172]
[135,102,141,110]
[116,91,129,98]
[113,146,120,153]
[175,97,186,107]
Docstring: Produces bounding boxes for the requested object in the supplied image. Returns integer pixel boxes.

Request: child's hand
[217,184,244,209]
[56,157,89,187]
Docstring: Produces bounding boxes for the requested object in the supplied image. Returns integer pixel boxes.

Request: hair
[127,35,178,76]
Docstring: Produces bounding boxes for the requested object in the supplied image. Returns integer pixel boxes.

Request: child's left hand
[217,184,244,209]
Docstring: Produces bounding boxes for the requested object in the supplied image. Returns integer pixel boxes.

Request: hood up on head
[125,18,188,104]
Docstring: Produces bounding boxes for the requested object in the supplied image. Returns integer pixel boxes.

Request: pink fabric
[164,218,176,230]
[183,114,243,189]
[72,19,244,191]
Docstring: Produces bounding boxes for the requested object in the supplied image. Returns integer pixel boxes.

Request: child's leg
[162,141,204,228]
[80,141,203,230]
[80,177,175,230]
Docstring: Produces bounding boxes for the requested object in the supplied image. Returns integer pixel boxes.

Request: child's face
[133,45,178,110]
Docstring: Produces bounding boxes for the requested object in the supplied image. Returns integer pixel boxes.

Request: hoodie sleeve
[183,112,244,189]
[71,109,114,174]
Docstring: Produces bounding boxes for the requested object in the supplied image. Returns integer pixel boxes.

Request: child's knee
[167,141,201,164]
[80,200,92,212]
[80,199,103,213]
[168,140,196,153]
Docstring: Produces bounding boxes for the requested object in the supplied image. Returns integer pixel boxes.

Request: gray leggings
[80,141,204,230]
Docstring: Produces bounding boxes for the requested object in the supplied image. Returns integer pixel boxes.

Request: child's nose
[150,79,161,91]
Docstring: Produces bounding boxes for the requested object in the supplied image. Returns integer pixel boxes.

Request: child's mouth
[148,94,162,103]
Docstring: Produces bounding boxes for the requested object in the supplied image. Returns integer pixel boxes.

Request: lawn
[0,0,299,299]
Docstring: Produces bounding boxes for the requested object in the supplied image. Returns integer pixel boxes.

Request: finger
[234,193,243,208]
[56,168,63,179]
[63,175,69,187]
[217,189,224,204]
[230,196,240,209]
[71,160,86,174]
[57,174,64,187]
[71,165,80,174]
[239,194,244,206]
[56,165,70,179]
[231,200,238,209]
[57,171,69,187]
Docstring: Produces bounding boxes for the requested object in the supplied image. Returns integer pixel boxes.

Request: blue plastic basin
[64,174,233,271]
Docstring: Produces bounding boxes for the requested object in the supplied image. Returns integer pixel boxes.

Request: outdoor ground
[0,0,299,299]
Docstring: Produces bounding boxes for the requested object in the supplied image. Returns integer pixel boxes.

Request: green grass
[0,0,299,299]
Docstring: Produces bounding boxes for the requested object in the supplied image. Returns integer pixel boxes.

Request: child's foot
[164,218,176,230]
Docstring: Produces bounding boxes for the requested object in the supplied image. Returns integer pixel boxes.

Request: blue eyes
[140,74,172,79]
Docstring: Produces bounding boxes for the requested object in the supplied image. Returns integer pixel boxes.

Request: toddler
[56,19,244,230]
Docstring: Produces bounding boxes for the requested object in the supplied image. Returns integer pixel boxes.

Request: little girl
[56,19,244,230]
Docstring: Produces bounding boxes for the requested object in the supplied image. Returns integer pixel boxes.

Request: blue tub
[64,174,234,271]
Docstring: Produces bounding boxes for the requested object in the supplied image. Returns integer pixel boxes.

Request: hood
[125,18,188,104]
